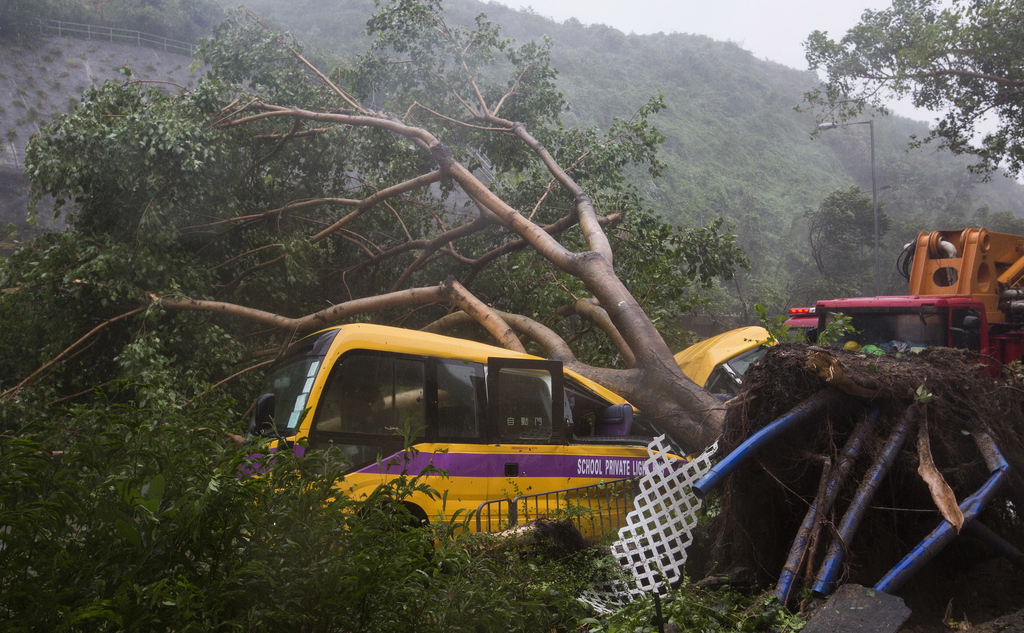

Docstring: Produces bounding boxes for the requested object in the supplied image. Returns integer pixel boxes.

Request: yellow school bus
[250,323,681,536]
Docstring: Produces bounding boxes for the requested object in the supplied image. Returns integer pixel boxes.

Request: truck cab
[816,296,988,355]
[813,228,1024,365]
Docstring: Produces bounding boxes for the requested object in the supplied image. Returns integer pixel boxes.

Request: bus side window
[566,386,606,439]
[314,355,426,437]
[436,359,484,440]
[390,358,427,435]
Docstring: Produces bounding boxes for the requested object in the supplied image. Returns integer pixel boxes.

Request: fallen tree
[1,2,748,451]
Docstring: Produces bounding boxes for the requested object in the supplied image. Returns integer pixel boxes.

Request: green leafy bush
[0,396,597,632]
[586,583,804,632]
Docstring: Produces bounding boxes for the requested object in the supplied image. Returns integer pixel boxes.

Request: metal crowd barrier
[476,477,638,537]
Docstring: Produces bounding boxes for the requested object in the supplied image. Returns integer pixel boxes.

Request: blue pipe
[873,434,1009,593]
[812,405,918,596]
[774,409,878,605]
[692,389,841,499]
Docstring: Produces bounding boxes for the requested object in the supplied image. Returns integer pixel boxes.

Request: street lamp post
[818,120,880,295]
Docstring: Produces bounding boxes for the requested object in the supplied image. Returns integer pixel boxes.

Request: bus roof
[307,323,630,405]
[673,326,769,387]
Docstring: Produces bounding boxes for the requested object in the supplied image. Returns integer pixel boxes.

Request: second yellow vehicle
[673,326,770,396]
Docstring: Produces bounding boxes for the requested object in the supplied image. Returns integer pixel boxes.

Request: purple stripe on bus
[239,444,308,478]
[351,449,685,479]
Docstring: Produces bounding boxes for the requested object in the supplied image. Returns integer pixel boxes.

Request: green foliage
[914,384,934,404]
[815,312,855,347]
[804,186,890,296]
[584,582,804,632]
[1003,360,1024,382]
[0,397,600,632]
[805,0,1024,178]
[754,303,801,345]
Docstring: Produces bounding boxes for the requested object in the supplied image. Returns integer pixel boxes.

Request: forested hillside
[232,0,1024,314]
[4,0,1024,317]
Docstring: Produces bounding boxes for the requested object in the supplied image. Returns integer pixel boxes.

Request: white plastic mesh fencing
[581,436,718,613]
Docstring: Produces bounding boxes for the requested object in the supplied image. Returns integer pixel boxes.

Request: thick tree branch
[439,278,525,352]
[570,298,636,368]
[482,116,613,264]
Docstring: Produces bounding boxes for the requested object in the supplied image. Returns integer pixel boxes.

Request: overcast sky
[493,0,933,122]
[494,0,891,71]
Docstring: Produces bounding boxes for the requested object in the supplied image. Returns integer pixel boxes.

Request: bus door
[485,358,566,499]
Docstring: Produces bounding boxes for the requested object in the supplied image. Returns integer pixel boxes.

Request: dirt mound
[698,344,1024,631]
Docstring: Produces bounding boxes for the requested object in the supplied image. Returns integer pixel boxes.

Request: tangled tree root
[698,344,1024,621]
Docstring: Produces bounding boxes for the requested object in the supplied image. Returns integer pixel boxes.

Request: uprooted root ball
[698,344,1024,604]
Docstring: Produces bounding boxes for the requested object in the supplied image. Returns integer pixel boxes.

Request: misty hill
[3,0,1024,312]
[221,0,1024,310]
[0,31,198,249]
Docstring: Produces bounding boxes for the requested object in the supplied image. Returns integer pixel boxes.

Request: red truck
[813,228,1024,365]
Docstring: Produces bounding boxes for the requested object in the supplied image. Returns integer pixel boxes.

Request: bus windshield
[262,357,324,436]
[260,328,338,436]
[826,307,948,353]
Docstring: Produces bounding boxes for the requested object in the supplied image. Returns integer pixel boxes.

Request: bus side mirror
[596,404,633,436]
[249,393,276,436]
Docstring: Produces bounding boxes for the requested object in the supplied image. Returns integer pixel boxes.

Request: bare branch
[409,102,504,131]
[2,307,147,400]
[311,170,444,242]
[388,214,493,291]
[159,285,449,333]
[249,9,368,114]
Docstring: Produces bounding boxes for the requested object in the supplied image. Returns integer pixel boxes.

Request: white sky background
[495,0,927,121]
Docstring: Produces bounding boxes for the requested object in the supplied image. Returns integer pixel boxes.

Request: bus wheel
[402,502,429,527]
